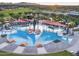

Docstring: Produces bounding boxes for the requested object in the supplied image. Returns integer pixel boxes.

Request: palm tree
[67,21,76,28]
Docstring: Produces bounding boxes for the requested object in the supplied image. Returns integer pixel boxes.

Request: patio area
[0,37,72,55]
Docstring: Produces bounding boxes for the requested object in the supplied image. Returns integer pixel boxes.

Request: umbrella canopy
[42,20,66,27]
[14,19,27,22]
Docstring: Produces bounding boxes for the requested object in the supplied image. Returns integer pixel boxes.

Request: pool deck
[67,32,79,54]
[0,32,78,55]
[0,38,70,55]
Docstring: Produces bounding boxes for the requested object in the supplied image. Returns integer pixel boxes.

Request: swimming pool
[7,26,72,46]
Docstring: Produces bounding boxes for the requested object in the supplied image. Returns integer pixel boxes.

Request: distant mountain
[15,2,40,5]
[0,2,40,6]
[0,2,79,12]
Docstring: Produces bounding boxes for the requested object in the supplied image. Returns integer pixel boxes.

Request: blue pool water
[8,28,70,46]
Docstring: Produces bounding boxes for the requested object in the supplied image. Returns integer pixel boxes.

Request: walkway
[67,32,79,53]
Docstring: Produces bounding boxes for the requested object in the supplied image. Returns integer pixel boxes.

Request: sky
[0,0,79,5]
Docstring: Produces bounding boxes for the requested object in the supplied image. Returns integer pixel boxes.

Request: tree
[67,21,76,28]
[0,13,5,18]
[0,13,6,25]
[9,13,21,19]
[22,15,27,19]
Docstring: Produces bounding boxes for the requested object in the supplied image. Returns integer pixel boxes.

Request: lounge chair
[19,42,28,46]
[7,39,16,43]
[36,44,43,48]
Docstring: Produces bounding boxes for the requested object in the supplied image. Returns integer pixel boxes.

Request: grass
[0,7,33,17]
[0,8,32,13]
[0,50,73,56]
[41,51,73,56]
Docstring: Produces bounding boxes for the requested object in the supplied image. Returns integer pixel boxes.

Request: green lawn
[0,7,33,18]
[0,50,73,56]
[0,8,32,13]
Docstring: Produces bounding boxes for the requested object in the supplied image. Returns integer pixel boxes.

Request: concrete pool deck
[67,32,79,54]
[0,32,78,55]
[0,38,70,55]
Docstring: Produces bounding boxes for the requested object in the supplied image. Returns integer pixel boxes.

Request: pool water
[8,30,36,46]
[7,26,71,46]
